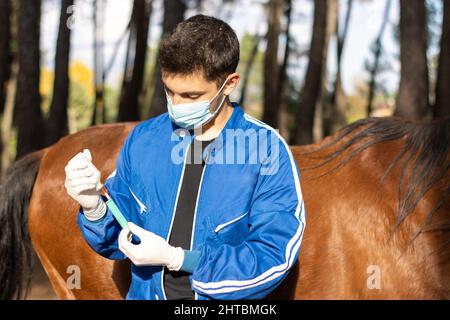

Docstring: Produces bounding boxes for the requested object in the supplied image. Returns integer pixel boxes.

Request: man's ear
[223,73,240,96]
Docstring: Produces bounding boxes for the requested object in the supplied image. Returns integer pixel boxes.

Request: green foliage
[141,46,159,119]
[68,79,93,131]
[104,85,120,123]
[236,32,264,118]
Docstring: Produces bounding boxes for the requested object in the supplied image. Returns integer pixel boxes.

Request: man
[65,15,305,300]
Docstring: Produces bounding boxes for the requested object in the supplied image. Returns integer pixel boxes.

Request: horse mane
[298,116,450,245]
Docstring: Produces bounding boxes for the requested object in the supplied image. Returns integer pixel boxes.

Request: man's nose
[172,96,183,105]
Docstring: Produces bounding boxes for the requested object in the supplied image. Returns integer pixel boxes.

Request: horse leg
[31,243,75,299]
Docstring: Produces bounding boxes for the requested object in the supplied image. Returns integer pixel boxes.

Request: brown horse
[0,116,449,300]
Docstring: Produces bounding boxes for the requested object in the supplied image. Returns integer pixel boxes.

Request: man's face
[162,71,222,106]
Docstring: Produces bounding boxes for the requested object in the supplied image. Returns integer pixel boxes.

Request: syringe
[97,182,130,230]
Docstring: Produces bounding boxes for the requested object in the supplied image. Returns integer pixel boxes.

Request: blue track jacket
[77,104,306,300]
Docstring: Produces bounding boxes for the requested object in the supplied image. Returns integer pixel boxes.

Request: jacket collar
[201,103,243,161]
[170,103,244,162]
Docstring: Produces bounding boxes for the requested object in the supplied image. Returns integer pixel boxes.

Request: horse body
[293,138,448,299]
[28,123,133,299]
[1,117,448,299]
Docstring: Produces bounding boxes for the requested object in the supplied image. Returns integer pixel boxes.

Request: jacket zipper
[190,163,207,301]
[190,145,213,301]
[160,140,192,300]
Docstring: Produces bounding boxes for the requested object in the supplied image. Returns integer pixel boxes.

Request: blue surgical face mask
[166,79,228,129]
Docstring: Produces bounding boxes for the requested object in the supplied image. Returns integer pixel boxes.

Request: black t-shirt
[163,137,213,300]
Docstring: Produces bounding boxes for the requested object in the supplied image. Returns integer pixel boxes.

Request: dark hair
[158,14,240,87]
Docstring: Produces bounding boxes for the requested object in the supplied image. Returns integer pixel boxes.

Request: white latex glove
[64,149,106,219]
[118,222,184,271]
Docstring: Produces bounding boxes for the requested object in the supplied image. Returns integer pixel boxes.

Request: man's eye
[183,94,201,100]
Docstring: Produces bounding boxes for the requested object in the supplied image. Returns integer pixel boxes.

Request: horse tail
[0,149,46,300]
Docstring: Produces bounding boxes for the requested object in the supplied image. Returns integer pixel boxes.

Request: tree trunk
[91,0,106,125]
[314,0,337,143]
[262,0,283,128]
[148,0,185,118]
[325,0,353,136]
[277,0,292,139]
[394,0,429,119]
[239,34,261,107]
[1,62,17,177]
[46,0,73,146]
[434,0,450,118]
[0,0,11,168]
[366,0,392,117]
[15,0,44,159]
[292,0,329,145]
[0,0,11,115]
[117,0,152,122]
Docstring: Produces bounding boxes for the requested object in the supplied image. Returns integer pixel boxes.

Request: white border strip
[214,211,249,233]
[129,187,147,214]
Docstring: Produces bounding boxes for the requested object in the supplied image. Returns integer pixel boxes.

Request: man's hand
[119,223,184,271]
[64,149,106,219]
